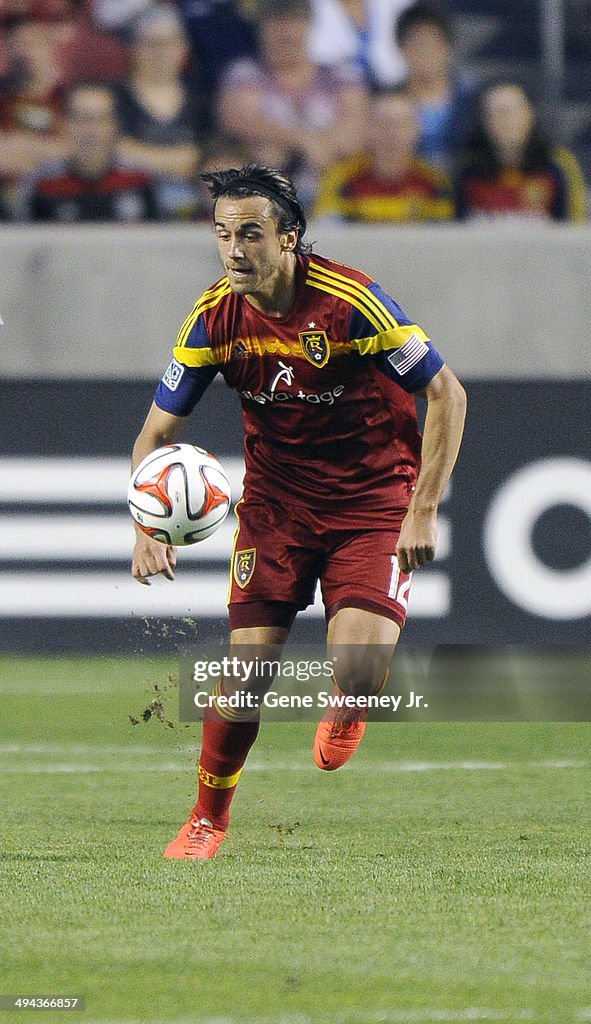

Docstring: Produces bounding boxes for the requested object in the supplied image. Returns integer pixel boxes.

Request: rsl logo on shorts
[233,548,256,589]
[299,330,330,367]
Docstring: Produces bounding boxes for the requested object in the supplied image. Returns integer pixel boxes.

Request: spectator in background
[0,16,69,211]
[1,17,65,142]
[455,79,587,222]
[54,1,128,89]
[0,0,125,82]
[18,81,158,222]
[217,0,367,208]
[179,0,412,103]
[1,4,126,102]
[114,3,204,219]
[177,0,258,108]
[314,88,454,223]
[310,0,413,89]
[0,2,127,210]
[395,2,477,171]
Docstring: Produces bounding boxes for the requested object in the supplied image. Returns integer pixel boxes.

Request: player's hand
[132,532,177,585]
[396,507,437,574]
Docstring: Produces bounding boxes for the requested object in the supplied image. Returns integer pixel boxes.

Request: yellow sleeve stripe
[176,278,229,345]
[308,273,382,331]
[307,270,390,332]
[176,305,200,349]
[177,280,231,349]
[352,323,430,356]
[308,260,398,330]
[172,344,217,366]
[309,260,401,329]
[308,261,399,333]
[196,276,231,308]
[176,278,231,349]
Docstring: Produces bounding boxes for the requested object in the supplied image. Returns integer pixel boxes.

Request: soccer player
[131,163,466,859]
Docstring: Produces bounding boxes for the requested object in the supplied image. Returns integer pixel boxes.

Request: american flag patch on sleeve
[387,333,429,375]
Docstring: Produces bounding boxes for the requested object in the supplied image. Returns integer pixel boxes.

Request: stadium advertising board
[1,380,589,651]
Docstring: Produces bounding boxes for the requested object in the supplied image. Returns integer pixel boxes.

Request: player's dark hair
[395,2,453,47]
[200,163,312,254]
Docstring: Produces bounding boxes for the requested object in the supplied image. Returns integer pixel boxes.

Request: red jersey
[155,253,444,511]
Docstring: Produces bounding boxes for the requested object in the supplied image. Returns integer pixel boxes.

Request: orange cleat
[313,693,368,771]
[163,814,226,859]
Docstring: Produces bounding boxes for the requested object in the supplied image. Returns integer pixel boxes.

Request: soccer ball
[128,443,232,545]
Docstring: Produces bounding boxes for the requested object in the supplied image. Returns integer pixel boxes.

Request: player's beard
[226,258,277,298]
[226,266,257,294]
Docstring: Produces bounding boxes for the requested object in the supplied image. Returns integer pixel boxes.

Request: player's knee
[332,651,390,697]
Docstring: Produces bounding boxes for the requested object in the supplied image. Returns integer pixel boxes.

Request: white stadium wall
[1,223,591,380]
[1,225,590,652]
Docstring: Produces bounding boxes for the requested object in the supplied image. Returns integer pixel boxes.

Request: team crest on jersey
[234,548,256,589]
[299,330,330,367]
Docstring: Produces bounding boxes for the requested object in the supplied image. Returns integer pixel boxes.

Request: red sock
[194,714,260,831]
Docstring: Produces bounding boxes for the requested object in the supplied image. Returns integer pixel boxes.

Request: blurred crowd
[0,0,587,224]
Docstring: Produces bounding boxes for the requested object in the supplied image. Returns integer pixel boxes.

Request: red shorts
[228,497,412,630]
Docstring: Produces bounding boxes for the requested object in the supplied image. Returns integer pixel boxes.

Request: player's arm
[396,364,466,573]
[131,296,220,584]
[131,402,188,585]
[348,279,466,572]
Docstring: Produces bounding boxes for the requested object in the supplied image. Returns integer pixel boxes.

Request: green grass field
[1,655,590,1024]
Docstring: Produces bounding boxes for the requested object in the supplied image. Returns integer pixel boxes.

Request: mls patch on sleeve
[387,334,429,375]
[162,358,185,391]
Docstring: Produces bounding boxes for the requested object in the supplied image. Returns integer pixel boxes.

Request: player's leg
[163,618,293,859]
[164,498,318,858]
[314,520,411,771]
[193,620,291,832]
[314,608,400,771]
[327,604,400,697]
